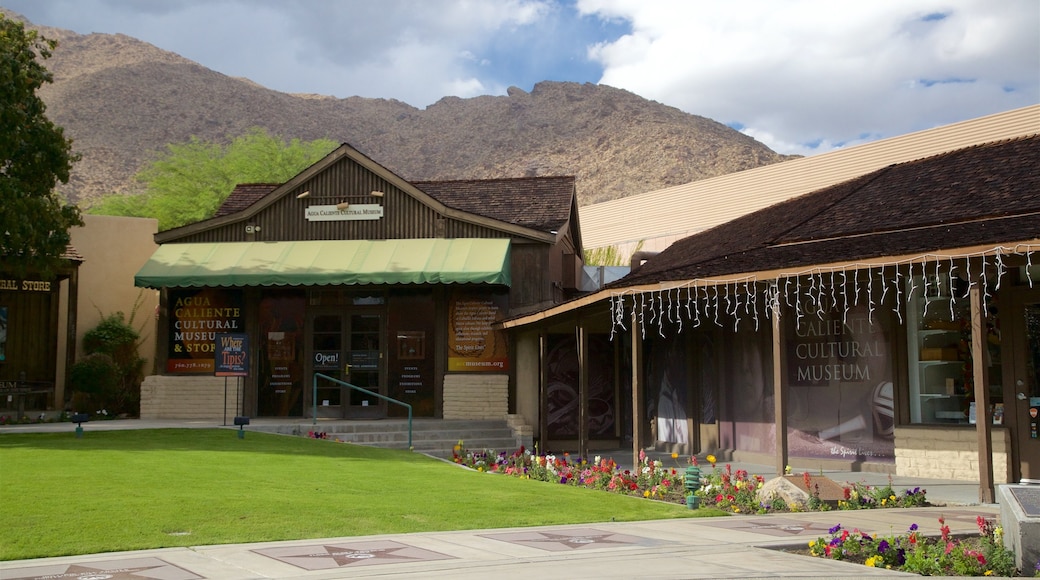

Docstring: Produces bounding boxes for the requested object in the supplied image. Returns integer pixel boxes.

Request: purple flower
[908,523,918,532]
[896,548,906,566]
[829,523,842,534]
[877,539,889,554]
[559,476,568,484]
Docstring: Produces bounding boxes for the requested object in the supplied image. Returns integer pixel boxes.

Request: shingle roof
[214,177,576,235]
[619,136,1040,287]
[214,184,280,218]
[415,176,576,233]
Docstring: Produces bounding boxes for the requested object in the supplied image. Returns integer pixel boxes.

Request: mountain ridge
[4,8,796,207]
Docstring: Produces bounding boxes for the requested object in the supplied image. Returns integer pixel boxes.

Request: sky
[5,0,1038,156]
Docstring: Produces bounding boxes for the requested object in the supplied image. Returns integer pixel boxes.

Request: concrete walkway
[0,419,1004,579]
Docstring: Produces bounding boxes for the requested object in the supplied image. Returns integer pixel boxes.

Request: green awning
[134,238,511,288]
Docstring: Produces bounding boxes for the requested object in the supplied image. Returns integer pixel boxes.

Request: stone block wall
[140,375,239,420]
[442,373,508,420]
[895,426,1010,483]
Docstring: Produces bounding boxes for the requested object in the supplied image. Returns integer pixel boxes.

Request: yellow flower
[808,540,816,548]
[864,556,878,567]
[643,490,651,498]
[889,494,896,501]
[984,570,994,576]
[732,507,740,513]
[785,465,792,474]
[706,454,717,465]
[671,452,679,459]
[881,498,887,506]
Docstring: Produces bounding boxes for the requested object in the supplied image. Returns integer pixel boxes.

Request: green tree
[0,14,81,276]
[89,127,337,230]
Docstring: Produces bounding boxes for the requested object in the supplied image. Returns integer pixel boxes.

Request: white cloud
[578,0,1039,153]
[6,0,1037,154]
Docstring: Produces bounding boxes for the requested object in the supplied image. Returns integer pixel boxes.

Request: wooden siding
[510,244,552,309]
[169,155,535,245]
[0,288,59,384]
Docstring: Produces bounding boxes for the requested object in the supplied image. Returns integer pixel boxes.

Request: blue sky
[4,0,1038,156]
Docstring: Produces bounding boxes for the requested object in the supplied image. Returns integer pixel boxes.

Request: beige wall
[57,215,159,409]
[895,425,1011,483]
[513,330,541,434]
[442,373,508,420]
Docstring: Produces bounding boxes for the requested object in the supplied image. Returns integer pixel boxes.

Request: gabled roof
[619,135,1040,287]
[156,143,563,244]
[214,184,279,217]
[414,176,575,234]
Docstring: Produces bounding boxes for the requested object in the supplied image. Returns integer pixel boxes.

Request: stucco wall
[57,215,159,408]
[512,330,540,433]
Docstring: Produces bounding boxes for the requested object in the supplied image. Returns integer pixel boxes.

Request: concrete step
[251,418,531,458]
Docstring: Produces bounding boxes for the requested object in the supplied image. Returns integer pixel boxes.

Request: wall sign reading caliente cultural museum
[305,204,384,221]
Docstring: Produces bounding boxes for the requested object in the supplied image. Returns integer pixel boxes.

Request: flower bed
[452,445,689,504]
[452,444,928,514]
[803,516,1029,577]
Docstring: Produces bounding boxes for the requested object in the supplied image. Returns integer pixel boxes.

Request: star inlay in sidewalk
[1,557,201,580]
[253,540,455,570]
[480,527,668,552]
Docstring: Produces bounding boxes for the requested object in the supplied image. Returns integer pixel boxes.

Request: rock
[757,476,811,509]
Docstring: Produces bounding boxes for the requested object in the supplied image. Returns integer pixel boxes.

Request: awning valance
[134,238,511,289]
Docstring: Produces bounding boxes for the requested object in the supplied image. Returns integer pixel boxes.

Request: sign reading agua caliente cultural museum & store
[167,289,244,373]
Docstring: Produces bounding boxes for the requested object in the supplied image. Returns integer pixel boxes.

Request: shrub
[69,306,146,416]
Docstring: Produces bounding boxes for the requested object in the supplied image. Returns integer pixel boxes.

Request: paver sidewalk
[0,506,1000,579]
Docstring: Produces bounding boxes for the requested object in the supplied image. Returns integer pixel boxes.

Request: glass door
[1012,298,1040,483]
[308,311,384,419]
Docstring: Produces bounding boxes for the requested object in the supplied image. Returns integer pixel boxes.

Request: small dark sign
[1009,486,1040,517]
[214,333,249,377]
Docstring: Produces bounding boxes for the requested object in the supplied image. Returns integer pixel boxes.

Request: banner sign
[785,305,895,461]
[214,333,249,377]
[167,288,244,373]
[447,291,509,372]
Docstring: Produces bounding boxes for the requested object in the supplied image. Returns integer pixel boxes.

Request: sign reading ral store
[305,204,384,221]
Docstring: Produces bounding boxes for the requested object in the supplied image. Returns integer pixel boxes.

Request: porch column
[577,321,589,459]
[772,307,788,477]
[538,331,548,450]
[631,313,644,471]
[970,283,995,503]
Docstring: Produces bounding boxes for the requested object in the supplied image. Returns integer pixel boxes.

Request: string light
[608,245,1038,340]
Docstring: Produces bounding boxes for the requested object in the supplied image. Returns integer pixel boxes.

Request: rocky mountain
[6,8,795,207]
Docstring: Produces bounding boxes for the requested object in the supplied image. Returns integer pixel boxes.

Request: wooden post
[971,284,995,503]
[631,313,644,472]
[772,306,788,478]
[538,331,548,453]
[577,321,589,459]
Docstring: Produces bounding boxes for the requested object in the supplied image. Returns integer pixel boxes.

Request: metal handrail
[311,373,413,450]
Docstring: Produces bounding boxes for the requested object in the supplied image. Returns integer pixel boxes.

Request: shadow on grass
[0,428,434,462]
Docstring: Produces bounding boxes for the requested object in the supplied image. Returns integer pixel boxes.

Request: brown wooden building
[503,136,1040,496]
[0,252,81,419]
[134,143,583,421]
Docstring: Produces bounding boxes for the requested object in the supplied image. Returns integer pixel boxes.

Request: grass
[0,429,706,560]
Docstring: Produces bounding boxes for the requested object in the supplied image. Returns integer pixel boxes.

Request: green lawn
[0,429,703,560]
